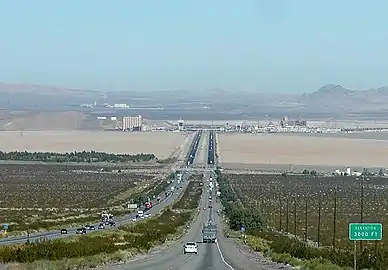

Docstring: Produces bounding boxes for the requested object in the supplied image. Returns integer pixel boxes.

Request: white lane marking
[216,241,235,270]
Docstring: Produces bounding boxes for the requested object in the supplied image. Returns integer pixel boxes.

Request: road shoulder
[215,205,293,270]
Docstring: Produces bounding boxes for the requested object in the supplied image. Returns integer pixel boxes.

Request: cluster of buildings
[80,101,131,109]
[114,115,143,131]
[280,116,307,128]
[221,116,309,133]
[332,168,388,177]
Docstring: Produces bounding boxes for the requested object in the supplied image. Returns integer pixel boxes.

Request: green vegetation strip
[173,177,202,210]
[0,150,155,163]
[0,175,203,269]
[216,169,388,270]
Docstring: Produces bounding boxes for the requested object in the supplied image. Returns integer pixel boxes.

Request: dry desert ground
[0,131,188,158]
[217,133,388,168]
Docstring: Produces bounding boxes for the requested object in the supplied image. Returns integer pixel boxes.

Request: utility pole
[304,196,308,242]
[333,188,337,249]
[317,194,321,247]
[286,197,289,233]
[359,171,368,252]
[279,194,283,231]
[293,199,297,235]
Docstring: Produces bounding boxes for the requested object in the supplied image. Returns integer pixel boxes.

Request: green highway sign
[349,223,382,241]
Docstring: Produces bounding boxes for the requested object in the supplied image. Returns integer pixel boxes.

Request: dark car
[60,229,67,234]
[98,223,105,230]
[89,225,96,230]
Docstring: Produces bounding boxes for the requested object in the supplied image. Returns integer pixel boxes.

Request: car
[60,229,67,234]
[132,217,137,221]
[209,205,213,208]
[89,225,96,230]
[98,223,105,230]
[85,225,91,230]
[108,221,116,226]
[183,242,198,254]
[76,228,85,234]
[203,207,206,210]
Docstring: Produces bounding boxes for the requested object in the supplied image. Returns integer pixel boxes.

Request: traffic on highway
[0,131,204,246]
[111,131,237,270]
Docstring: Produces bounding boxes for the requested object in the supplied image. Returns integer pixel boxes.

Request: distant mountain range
[0,82,387,118]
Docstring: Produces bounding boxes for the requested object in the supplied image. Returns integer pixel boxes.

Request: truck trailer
[202,223,217,243]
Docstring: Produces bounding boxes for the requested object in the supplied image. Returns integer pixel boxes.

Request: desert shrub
[217,171,388,270]
[0,151,155,163]
[172,180,202,210]
[0,179,202,264]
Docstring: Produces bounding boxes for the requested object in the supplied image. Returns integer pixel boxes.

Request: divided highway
[113,131,235,270]
[114,131,289,270]
[186,131,202,166]
[207,130,215,166]
[0,131,203,245]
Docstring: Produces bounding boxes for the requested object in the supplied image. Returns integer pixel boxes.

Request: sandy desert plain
[217,132,388,171]
[0,130,188,159]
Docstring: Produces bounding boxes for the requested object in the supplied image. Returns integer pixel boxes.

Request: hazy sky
[1,0,387,93]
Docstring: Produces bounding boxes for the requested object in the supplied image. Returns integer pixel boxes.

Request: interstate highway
[0,131,203,245]
[109,131,291,270]
[109,170,236,270]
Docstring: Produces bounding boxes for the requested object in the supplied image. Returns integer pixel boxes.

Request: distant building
[122,115,142,131]
[177,119,184,131]
[280,116,307,127]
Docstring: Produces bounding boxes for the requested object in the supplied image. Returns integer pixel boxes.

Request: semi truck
[202,223,217,243]
[101,213,113,223]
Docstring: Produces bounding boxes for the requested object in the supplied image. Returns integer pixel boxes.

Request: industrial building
[280,116,307,127]
[177,119,184,131]
[122,115,142,131]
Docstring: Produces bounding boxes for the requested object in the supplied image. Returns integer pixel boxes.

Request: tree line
[215,168,266,234]
[0,150,156,163]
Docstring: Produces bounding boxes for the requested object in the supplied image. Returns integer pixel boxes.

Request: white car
[183,242,198,254]
[132,217,137,222]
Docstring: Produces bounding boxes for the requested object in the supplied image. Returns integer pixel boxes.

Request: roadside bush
[172,181,202,210]
[218,174,265,233]
[0,150,155,163]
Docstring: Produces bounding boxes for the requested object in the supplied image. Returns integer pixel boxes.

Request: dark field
[0,164,155,232]
[227,174,388,251]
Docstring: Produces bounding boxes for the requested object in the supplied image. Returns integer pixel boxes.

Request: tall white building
[122,115,142,131]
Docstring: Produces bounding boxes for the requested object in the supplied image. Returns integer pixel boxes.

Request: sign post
[241,224,246,243]
[1,224,8,237]
[349,223,382,270]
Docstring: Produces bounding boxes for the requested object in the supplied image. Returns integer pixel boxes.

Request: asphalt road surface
[107,174,292,270]
[0,172,192,245]
[194,131,208,166]
[109,171,231,270]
